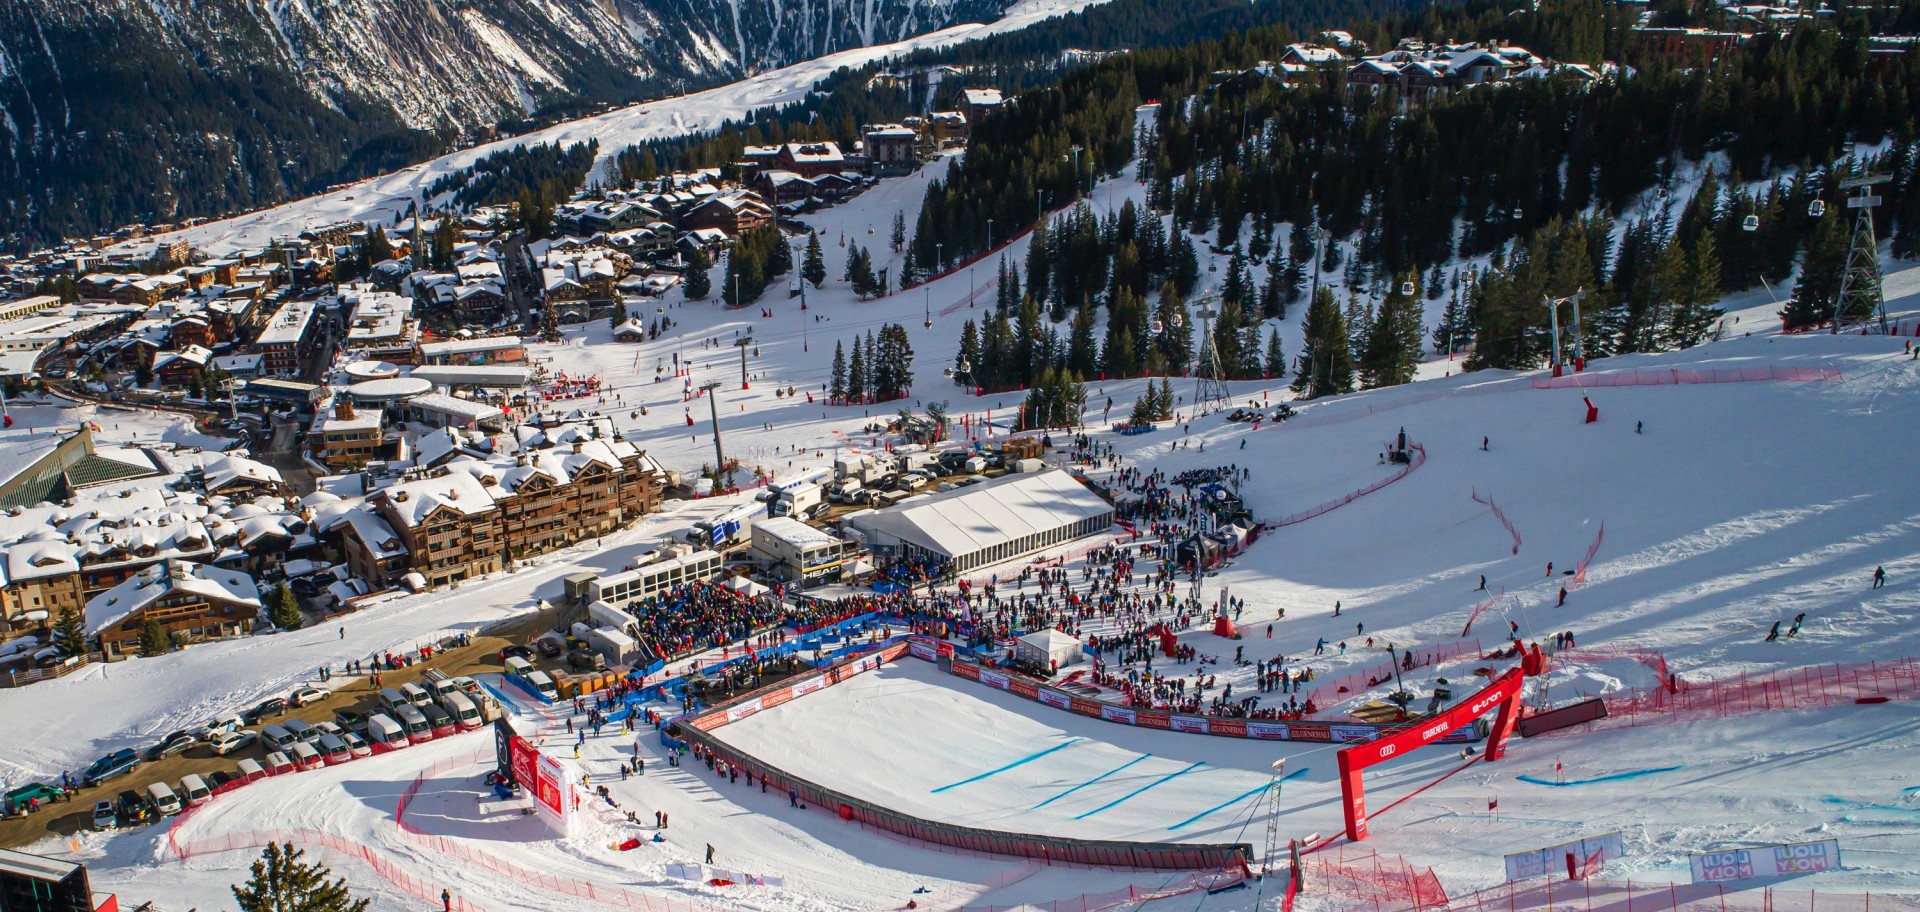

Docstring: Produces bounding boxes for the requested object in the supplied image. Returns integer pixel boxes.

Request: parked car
[241,697,286,723]
[115,790,153,826]
[534,637,563,659]
[145,730,197,761]
[207,771,233,789]
[333,709,368,735]
[567,649,607,671]
[288,685,330,707]
[5,782,63,809]
[82,749,140,786]
[209,730,258,756]
[91,800,117,829]
[499,644,533,662]
[192,712,245,741]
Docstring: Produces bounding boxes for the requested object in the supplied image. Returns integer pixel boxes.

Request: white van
[400,682,432,708]
[260,723,299,752]
[236,757,265,781]
[422,669,461,702]
[504,656,533,678]
[525,670,558,701]
[379,687,409,713]
[179,774,210,806]
[440,691,481,731]
[365,713,408,751]
[146,782,182,816]
[394,705,433,744]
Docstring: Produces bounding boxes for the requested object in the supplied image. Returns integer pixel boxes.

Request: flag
[1555,762,1563,773]
[1488,798,1498,811]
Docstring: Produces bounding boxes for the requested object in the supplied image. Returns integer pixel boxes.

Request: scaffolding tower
[1834,172,1891,334]
[1192,296,1232,413]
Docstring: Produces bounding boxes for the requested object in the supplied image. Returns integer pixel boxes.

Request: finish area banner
[1337,667,1524,841]
[1691,841,1842,883]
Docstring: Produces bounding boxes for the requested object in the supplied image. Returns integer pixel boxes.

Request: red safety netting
[1270,445,1427,528]
[1530,366,1842,389]
[953,871,1237,912]
[1298,845,1449,912]
[1567,658,1920,730]
[1448,877,1920,912]
[169,827,493,912]
[1471,488,1522,555]
[1570,525,1605,588]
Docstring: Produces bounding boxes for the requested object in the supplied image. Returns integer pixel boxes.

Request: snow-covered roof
[755,516,841,550]
[85,560,260,634]
[380,471,498,527]
[846,470,1111,561]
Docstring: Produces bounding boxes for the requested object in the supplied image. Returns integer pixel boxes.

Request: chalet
[775,142,847,179]
[929,111,968,144]
[865,124,919,176]
[153,345,211,387]
[612,319,649,343]
[86,560,261,659]
[961,88,1004,125]
[755,170,817,208]
[680,191,773,236]
[1631,27,1744,66]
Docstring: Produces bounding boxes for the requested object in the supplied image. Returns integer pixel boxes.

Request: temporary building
[1014,628,1085,671]
[845,470,1113,573]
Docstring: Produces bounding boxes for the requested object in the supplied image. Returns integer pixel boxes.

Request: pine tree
[431,217,458,272]
[537,304,561,344]
[609,301,628,330]
[269,585,303,631]
[683,247,712,300]
[1360,275,1424,388]
[955,320,980,386]
[802,232,827,288]
[54,605,86,657]
[891,211,907,253]
[1067,300,1099,378]
[139,616,171,657]
[846,336,866,404]
[231,842,369,912]
[1784,214,1847,330]
[1665,228,1724,348]
[1293,286,1353,399]
[1222,247,1253,311]
[1264,329,1286,380]
[829,342,847,402]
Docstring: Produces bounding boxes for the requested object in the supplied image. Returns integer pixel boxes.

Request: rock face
[0,0,1006,244]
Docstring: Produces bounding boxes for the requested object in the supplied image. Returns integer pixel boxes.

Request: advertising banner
[1137,711,1171,730]
[1288,722,1331,742]
[953,662,981,681]
[1690,841,1842,883]
[1210,718,1248,737]
[1101,705,1138,724]
[1339,667,1525,842]
[1010,679,1039,699]
[979,670,1010,690]
[508,735,538,792]
[533,751,577,836]
[1038,689,1073,709]
[790,676,825,698]
[1247,721,1291,740]
[910,641,937,661]
[1069,698,1102,716]
[1331,725,1376,743]
[760,687,792,710]
[1170,715,1209,733]
[726,696,764,723]
[1505,833,1625,881]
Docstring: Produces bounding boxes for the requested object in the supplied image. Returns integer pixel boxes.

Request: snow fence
[1447,873,1920,912]
[1529,366,1842,389]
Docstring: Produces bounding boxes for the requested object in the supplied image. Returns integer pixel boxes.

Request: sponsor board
[953,662,981,681]
[979,670,1010,690]
[1331,725,1375,743]
[1210,718,1248,737]
[910,641,937,661]
[1137,711,1171,730]
[1288,722,1332,742]
[1068,698,1103,716]
[790,676,826,698]
[532,750,577,836]
[1170,715,1208,733]
[1247,721,1291,740]
[1101,705,1138,724]
[1010,679,1039,699]
[760,687,792,710]
[1690,840,1841,883]
[726,697,764,723]
[1038,689,1073,709]
[1505,833,1625,881]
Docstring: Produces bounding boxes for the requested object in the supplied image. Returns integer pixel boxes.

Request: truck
[827,477,864,503]
[894,449,939,474]
[688,501,762,548]
[770,481,825,520]
[833,454,885,484]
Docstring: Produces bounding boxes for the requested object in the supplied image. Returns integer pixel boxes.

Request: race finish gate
[1336,667,1526,841]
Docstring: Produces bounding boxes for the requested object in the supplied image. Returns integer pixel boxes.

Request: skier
[1635,420,1643,434]
[1557,585,1567,607]
[1787,612,1806,638]
[1545,562,1554,577]
[1764,620,1781,642]
[1481,436,1489,451]
[1477,574,1486,591]
[1873,566,1887,589]
[706,844,716,864]
[442,889,452,912]
[1333,600,1341,616]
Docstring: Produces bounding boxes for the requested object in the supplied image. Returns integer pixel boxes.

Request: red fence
[1448,876,1920,912]
[1530,366,1842,389]
[1270,444,1427,528]
[1471,488,1522,555]
[1305,639,1483,712]
[169,826,494,912]
[1300,845,1449,911]
[1555,658,1920,731]
[952,872,1234,912]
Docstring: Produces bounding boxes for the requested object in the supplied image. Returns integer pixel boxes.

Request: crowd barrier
[1271,380,1522,433]
[1269,444,1427,528]
[676,640,1255,872]
[1446,876,1920,912]
[1566,657,1920,731]
[1471,488,1522,555]
[1529,366,1843,389]
[1571,525,1605,588]
[951,872,1230,912]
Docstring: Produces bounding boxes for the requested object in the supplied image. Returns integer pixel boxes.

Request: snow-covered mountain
[0,0,1006,244]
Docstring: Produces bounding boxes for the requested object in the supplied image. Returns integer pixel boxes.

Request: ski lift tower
[1261,759,1287,878]
[1835,172,1892,334]
[1192,295,1232,414]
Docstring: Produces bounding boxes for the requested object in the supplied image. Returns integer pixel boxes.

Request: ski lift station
[844,469,1114,573]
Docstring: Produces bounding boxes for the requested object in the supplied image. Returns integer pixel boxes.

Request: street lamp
[701,380,729,488]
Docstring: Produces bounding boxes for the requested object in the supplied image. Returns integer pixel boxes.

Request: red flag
[1488,798,1497,811]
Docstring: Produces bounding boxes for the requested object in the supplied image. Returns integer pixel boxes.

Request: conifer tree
[1264,329,1286,380]
[802,232,827,288]
[1360,274,1424,388]
[139,617,171,657]
[683,247,712,300]
[829,342,847,402]
[1068,300,1100,378]
[609,301,628,330]
[269,584,303,631]
[1293,286,1354,399]
[847,336,866,403]
[54,605,86,657]
[956,321,980,386]
[231,842,369,912]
